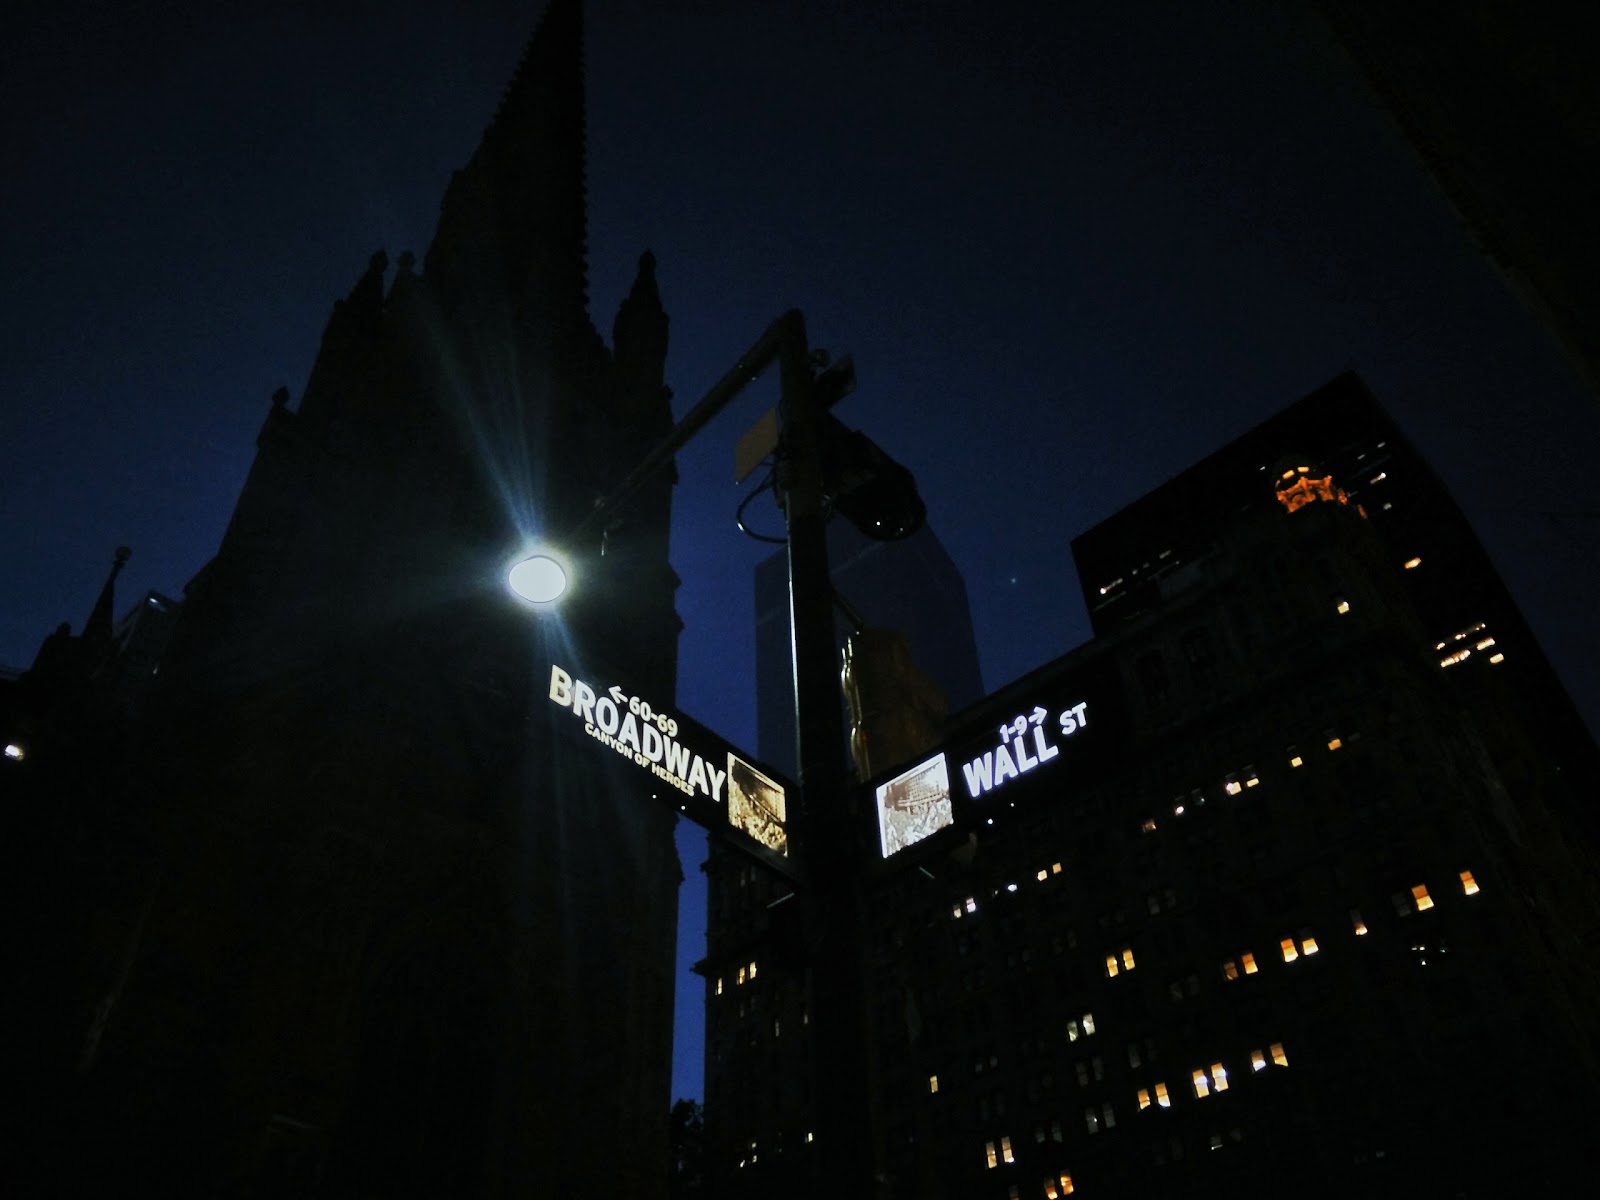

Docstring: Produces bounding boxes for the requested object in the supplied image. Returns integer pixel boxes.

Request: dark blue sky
[5,0,1598,1103]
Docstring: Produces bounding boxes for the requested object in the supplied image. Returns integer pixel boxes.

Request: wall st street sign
[872,656,1126,859]
[546,663,796,876]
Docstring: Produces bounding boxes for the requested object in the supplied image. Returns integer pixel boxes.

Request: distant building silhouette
[7,3,685,1196]
[753,520,985,780]
[1310,2,1600,400]
[698,374,1600,1196]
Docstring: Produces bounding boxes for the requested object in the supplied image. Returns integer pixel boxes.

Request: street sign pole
[775,310,878,1199]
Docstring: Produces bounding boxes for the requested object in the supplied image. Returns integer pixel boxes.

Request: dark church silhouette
[7,2,685,1195]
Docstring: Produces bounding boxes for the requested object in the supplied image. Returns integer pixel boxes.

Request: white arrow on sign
[609,684,628,705]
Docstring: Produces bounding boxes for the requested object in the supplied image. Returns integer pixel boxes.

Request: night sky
[6,0,1599,1105]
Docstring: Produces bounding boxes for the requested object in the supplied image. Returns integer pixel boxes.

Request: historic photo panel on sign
[727,753,787,855]
[876,752,954,857]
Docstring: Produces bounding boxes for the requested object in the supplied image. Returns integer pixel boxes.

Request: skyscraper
[10,3,684,1195]
[699,373,1600,1196]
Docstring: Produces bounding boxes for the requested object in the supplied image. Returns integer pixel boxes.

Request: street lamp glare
[508,553,569,605]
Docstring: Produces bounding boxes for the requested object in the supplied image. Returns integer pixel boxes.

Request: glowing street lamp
[507,550,569,605]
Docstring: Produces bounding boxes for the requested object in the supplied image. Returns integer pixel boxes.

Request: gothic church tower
[24,4,683,1195]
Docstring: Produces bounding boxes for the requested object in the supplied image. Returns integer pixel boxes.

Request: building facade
[9,3,686,1196]
[700,375,1600,1196]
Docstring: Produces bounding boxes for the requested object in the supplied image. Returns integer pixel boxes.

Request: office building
[699,374,1600,1196]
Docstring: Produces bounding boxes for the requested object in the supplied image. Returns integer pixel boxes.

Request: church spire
[424,0,592,331]
[83,545,131,650]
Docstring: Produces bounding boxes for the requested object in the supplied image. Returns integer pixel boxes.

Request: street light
[507,549,570,605]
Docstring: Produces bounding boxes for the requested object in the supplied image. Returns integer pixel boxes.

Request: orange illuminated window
[1251,1049,1266,1072]
[1142,817,1157,833]
[748,960,757,979]
[1271,1042,1288,1067]
[1460,869,1480,896]
[1122,948,1136,970]
[1192,1069,1210,1098]
[1489,652,1505,663]
[1244,771,1259,788]
[1001,1136,1014,1164]
[1060,1175,1075,1196]
[1350,909,1368,935]
[737,965,746,985]
[1288,746,1303,767]
[1404,556,1421,570]
[1222,960,1239,981]
[985,1140,998,1169]
[1225,776,1242,796]
[1242,952,1258,975]
[1280,937,1298,963]
[1412,884,1434,912]
[1476,637,1496,650]
[1441,649,1471,667]
[1105,955,1119,978]
[1138,1088,1151,1110]
[1037,869,1048,882]
[1155,1082,1170,1108]
[929,1074,939,1094]
[1301,936,1319,956]
[1327,735,1343,751]
[1211,1063,1229,1092]
[1336,599,1350,614]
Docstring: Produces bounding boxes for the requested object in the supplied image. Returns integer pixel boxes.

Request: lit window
[1336,599,1350,615]
[929,1074,939,1094]
[1037,869,1049,882]
[1350,909,1368,935]
[1251,1050,1266,1072]
[1244,771,1259,788]
[1225,776,1242,796]
[1192,1069,1210,1098]
[1460,869,1480,896]
[716,977,724,995]
[985,1141,998,1169]
[3,743,23,762]
[1489,652,1505,664]
[1138,1088,1151,1110]
[1412,884,1434,912]
[1123,948,1136,971]
[1280,937,1298,963]
[1211,1063,1229,1092]
[1155,1082,1170,1108]
[1001,1136,1014,1164]
[1242,952,1258,975]
[1271,1043,1288,1067]
[1085,1107,1100,1133]
[1222,960,1239,981]
[1068,1019,1081,1041]
[1104,956,1118,978]
[1142,817,1157,833]
[1053,1174,1075,1196]
[1475,637,1496,650]
[737,965,747,985]
[1173,804,1185,817]
[1082,1013,1096,1035]
[748,960,757,979]
[1441,649,1471,667]
[1301,936,1319,956]
[1052,862,1063,874]
[805,1131,814,1143]
[1371,471,1387,483]
[1327,735,1343,751]
[1288,746,1303,768]
[1404,557,1421,570]
[966,897,978,914]
[952,904,963,920]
